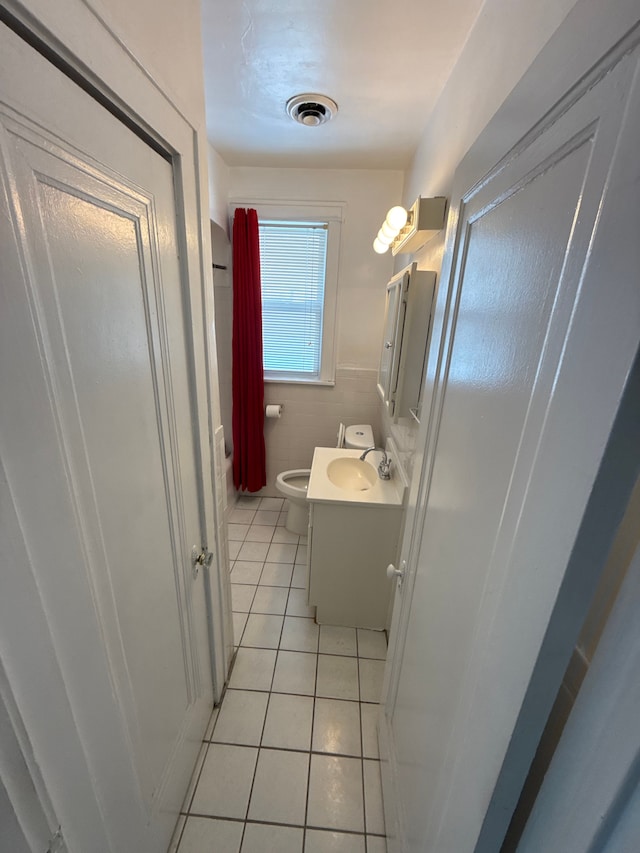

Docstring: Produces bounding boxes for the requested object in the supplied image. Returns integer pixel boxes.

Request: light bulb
[373,237,389,254]
[381,221,396,240]
[385,205,408,231]
[377,228,393,246]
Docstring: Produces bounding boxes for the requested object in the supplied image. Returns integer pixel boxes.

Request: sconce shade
[373,237,389,254]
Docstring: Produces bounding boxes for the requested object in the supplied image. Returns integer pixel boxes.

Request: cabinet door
[377,273,408,415]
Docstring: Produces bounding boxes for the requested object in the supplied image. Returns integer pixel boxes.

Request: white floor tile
[178,816,243,853]
[251,586,289,615]
[313,698,361,756]
[190,743,257,818]
[228,648,276,691]
[272,526,300,544]
[356,629,387,660]
[304,829,366,853]
[236,495,261,509]
[280,616,319,653]
[366,835,388,852]
[319,626,357,657]
[259,496,285,511]
[266,542,298,563]
[360,703,380,759]
[277,510,288,526]
[295,545,308,566]
[262,693,314,751]
[363,760,385,836]
[316,655,359,701]
[307,754,364,832]
[291,563,307,588]
[232,612,248,646]
[231,584,257,613]
[241,613,284,649]
[272,650,317,695]
[229,540,242,560]
[287,588,315,618]
[359,659,385,703]
[241,822,303,853]
[245,525,275,543]
[229,508,257,525]
[254,509,281,526]
[211,690,268,746]
[259,562,294,587]
[247,749,309,825]
[232,561,263,585]
[237,541,270,562]
[228,523,250,541]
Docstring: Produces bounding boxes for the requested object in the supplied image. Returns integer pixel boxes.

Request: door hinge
[46,827,65,853]
[191,545,214,579]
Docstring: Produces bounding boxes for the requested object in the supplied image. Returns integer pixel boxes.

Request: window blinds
[258,220,328,378]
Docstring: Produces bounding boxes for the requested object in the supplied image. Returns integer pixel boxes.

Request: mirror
[377,263,436,422]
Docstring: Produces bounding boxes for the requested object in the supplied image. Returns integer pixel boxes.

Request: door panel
[381,26,640,853]
[0,23,211,851]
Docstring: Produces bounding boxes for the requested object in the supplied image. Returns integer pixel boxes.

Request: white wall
[208,144,231,229]
[87,0,207,122]
[229,166,402,369]
[384,0,580,475]
[223,166,402,492]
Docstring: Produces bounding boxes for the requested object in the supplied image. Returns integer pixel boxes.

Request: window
[259,220,328,381]
[231,201,341,385]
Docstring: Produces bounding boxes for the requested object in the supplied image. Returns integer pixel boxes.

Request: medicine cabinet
[377,263,436,421]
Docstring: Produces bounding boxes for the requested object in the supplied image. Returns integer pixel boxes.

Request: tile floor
[171,495,388,853]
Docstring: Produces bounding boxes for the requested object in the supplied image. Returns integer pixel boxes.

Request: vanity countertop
[307,447,406,507]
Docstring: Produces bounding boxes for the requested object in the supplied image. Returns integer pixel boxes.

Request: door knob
[387,561,405,583]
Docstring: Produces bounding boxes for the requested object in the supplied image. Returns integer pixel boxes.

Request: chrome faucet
[359,446,392,480]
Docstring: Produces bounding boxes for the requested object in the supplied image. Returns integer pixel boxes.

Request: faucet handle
[378,456,392,480]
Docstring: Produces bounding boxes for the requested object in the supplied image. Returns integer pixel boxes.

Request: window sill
[264,377,336,387]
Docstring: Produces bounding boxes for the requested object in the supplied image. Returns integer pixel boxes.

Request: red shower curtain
[232,208,266,492]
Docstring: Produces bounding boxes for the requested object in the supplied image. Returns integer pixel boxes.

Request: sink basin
[326,457,378,491]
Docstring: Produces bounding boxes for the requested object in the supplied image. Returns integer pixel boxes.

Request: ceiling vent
[286,94,338,127]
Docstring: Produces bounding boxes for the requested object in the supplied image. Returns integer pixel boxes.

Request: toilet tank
[344,424,374,449]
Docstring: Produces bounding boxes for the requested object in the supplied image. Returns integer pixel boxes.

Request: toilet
[275,424,374,535]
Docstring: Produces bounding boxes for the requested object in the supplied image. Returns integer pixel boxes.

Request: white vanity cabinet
[306,500,403,629]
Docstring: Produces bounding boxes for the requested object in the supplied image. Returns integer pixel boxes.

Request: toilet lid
[337,422,345,448]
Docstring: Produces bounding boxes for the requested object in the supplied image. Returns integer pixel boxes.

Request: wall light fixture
[373,196,447,255]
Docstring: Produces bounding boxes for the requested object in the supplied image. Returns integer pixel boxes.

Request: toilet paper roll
[265,404,283,419]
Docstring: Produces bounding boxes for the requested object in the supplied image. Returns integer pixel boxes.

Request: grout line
[180,739,210,816]
[303,623,320,852]
[185,811,386,836]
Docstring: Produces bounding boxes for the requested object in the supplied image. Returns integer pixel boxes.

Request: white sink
[326,457,377,491]
[307,447,407,507]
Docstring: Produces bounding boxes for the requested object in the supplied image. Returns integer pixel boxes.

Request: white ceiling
[200,0,485,170]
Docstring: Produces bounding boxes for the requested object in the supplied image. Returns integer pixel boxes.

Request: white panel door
[0,24,212,852]
[381,14,640,853]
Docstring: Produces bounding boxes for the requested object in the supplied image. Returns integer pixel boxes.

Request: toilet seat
[275,469,311,534]
[275,469,311,501]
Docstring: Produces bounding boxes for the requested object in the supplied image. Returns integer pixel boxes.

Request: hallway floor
[171,495,388,852]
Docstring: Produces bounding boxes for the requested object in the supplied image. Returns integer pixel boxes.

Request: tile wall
[260,368,383,497]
